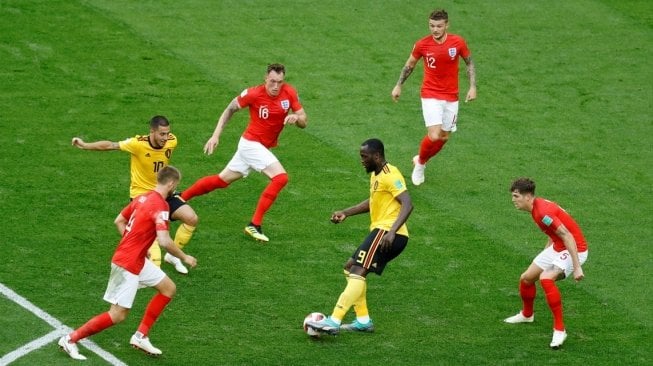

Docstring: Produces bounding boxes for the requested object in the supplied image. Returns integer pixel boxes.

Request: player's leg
[163,200,199,274]
[243,142,285,242]
[148,242,163,267]
[308,230,385,335]
[504,262,542,323]
[340,262,374,333]
[60,264,137,360]
[505,247,551,323]
[412,99,444,185]
[131,261,173,355]
[180,150,244,202]
[248,163,288,239]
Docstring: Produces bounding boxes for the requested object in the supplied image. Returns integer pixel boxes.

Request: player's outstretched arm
[72,137,119,151]
[204,98,240,155]
[331,199,370,223]
[464,56,477,102]
[392,55,418,102]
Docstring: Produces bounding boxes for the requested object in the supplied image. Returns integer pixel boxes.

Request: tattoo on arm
[397,65,414,85]
[465,57,476,88]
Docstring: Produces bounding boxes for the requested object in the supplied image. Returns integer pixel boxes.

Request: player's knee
[519,274,535,285]
[161,281,177,298]
[184,213,199,227]
[109,308,128,324]
[273,173,289,187]
[343,258,355,271]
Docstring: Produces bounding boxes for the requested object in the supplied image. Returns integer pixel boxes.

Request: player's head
[149,115,171,149]
[157,165,181,196]
[428,9,449,40]
[265,63,286,97]
[360,138,385,173]
[510,177,536,211]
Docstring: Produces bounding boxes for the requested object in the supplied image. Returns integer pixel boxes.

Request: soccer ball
[303,312,325,337]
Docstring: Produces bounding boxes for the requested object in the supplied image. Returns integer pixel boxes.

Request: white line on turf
[0,283,127,366]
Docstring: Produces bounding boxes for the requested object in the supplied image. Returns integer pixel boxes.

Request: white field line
[0,283,127,366]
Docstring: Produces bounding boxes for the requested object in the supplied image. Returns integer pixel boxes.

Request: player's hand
[391,85,402,102]
[380,231,395,252]
[464,86,477,102]
[284,114,299,125]
[71,137,85,148]
[573,267,584,282]
[203,136,219,155]
[331,211,346,224]
[184,255,197,268]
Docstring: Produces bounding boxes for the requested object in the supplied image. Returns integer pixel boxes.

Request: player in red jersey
[391,9,477,186]
[58,166,197,360]
[181,63,307,242]
[504,178,588,349]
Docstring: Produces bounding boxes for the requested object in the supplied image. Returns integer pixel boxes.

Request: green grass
[1,0,651,365]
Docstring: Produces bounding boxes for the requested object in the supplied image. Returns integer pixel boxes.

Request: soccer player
[306,138,413,335]
[180,63,307,242]
[504,178,588,349]
[72,115,198,274]
[58,166,197,360]
[391,8,477,186]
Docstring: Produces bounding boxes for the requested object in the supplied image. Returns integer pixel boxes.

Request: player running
[180,63,307,242]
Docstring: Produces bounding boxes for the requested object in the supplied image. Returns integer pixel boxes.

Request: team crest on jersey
[541,215,553,226]
[280,99,290,110]
[394,179,404,189]
[448,47,457,58]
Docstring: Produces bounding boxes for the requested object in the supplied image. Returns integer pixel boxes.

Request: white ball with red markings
[303,312,325,337]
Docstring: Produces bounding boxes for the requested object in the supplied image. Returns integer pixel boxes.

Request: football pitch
[1,1,651,365]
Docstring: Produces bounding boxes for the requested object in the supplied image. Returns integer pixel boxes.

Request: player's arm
[204,98,241,155]
[72,137,120,150]
[284,108,307,129]
[379,191,413,251]
[463,55,477,102]
[388,191,413,234]
[391,54,418,102]
[555,224,584,282]
[331,199,370,223]
[156,230,197,268]
[114,213,128,235]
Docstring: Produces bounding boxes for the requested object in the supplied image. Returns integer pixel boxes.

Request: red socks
[519,280,536,317]
[417,136,446,165]
[541,279,565,331]
[137,293,172,337]
[70,312,114,343]
[181,175,229,201]
[251,173,288,226]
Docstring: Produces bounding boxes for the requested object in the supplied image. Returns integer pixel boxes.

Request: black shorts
[350,228,408,275]
[166,194,187,220]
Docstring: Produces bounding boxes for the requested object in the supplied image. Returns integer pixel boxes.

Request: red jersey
[237,83,302,148]
[411,34,471,101]
[112,191,170,274]
[531,197,587,253]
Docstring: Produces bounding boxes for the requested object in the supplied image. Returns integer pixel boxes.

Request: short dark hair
[510,178,536,194]
[361,138,385,157]
[267,63,286,75]
[157,165,180,185]
[429,9,449,22]
[150,115,170,129]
